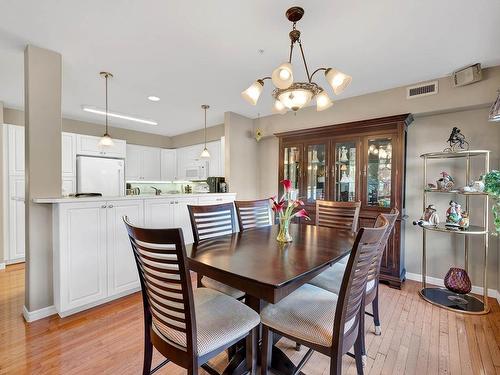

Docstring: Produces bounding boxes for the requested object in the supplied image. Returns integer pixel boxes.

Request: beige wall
[24,45,62,312]
[224,112,259,200]
[170,124,224,148]
[3,108,172,148]
[253,66,500,290]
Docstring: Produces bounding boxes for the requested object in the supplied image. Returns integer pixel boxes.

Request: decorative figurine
[444,267,472,297]
[445,200,462,227]
[339,146,349,162]
[436,171,455,191]
[443,127,469,152]
[413,204,440,226]
[459,212,470,229]
[427,183,437,190]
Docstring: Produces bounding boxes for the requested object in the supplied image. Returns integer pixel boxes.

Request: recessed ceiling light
[148,96,160,102]
[82,106,158,125]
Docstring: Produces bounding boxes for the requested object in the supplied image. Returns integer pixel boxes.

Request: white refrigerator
[77,156,125,197]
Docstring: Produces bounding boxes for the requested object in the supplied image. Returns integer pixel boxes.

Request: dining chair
[316,200,361,232]
[309,209,399,364]
[187,203,245,300]
[260,217,388,375]
[234,199,273,231]
[123,217,260,375]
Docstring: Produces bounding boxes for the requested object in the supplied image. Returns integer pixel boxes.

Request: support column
[0,101,4,269]
[24,45,62,314]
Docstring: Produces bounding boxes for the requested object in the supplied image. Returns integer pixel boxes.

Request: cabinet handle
[108,204,114,208]
[101,205,107,208]
[216,198,222,201]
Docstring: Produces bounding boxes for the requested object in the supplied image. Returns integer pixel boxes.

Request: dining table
[186,223,356,375]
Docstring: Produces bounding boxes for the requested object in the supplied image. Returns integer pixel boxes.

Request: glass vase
[277,217,293,243]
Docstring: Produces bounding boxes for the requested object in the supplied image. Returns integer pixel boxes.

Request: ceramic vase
[444,267,472,294]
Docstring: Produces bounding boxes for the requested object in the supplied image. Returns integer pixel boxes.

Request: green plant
[484,170,500,236]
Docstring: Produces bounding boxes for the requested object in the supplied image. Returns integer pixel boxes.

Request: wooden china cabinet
[276,114,413,288]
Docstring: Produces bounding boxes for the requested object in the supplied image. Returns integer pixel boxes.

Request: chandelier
[241,7,352,113]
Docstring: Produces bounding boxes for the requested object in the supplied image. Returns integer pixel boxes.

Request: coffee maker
[206,177,227,193]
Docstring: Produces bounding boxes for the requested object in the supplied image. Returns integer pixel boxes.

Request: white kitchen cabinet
[106,200,142,295]
[62,177,76,195]
[8,125,24,176]
[198,194,234,205]
[76,134,126,158]
[53,199,143,316]
[55,202,108,313]
[176,140,223,180]
[173,197,197,244]
[62,132,77,177]
[206,140,222,177]
[8,176,25,261]
[126,144,161,181]
[161,149,177,181]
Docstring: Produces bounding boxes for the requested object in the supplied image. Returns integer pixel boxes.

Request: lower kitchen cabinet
[53,200,143,316]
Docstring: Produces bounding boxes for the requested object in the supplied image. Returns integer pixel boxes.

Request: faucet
[150,186,162,195]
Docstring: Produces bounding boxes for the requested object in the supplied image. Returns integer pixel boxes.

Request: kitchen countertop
[33,192,236,204]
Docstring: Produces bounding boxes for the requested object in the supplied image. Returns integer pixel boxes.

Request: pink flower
[270,196,285,213]
[293,209,310,220]
[293,199,304,207]
[281,179,292,193]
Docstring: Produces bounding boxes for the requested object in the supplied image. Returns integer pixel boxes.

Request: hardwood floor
[2,263,500,374]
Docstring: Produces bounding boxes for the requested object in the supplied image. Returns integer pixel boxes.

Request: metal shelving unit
[419,150,490,314]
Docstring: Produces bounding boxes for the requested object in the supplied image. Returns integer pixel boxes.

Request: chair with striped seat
[124,217,259,375]
[260,217,388,375]
[188,203,245,300]
[234,199,273,231]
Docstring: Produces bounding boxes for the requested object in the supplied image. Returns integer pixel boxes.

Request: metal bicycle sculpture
[443,127,469,152]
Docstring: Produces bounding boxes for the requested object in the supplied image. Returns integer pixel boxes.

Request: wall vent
[406,81,438,99]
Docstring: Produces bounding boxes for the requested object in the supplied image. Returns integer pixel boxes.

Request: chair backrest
[332,216,388,355]
[188,203,237,243]
[123,217,197,359]
[316,200,361,232]
[234,199,273,231]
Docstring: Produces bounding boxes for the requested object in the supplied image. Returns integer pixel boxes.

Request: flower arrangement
[271,179,310,242]
[483,170,500,236]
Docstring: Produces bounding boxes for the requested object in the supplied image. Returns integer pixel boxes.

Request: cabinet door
[304,143,328,204]
[62,177,76,195]
[161,149,177,181]
[77,134,126,158]
[206,140,221,177]
[141,147,161,180]
[62,132,76,177]
[106,200,143,295]
[59,202,107,311]
[144,198,175,228]
[8,125,25,176]
[282,144,302,197]
[8,176,25,261]
[125,145,142,180]
[332,139,359,202]
[173,197,198,244]
[363,136,394,209]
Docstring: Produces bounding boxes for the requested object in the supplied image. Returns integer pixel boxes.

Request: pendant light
[200,104,210,158]
[98,72,114,147]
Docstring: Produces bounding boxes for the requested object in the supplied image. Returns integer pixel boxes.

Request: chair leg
[142,339,153,375]
[373,286,381,336]
[246,327,258,375]
[329,354,342,375]
[354,329,365,375]
[261,326,273,375]
[188,368,199,375]
[360,303,367,366]
[197,273,203,288]
[295,343,302,351]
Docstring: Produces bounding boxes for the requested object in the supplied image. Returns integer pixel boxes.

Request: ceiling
[0,0,499,136]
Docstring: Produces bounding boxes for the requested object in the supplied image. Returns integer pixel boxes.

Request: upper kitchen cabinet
[176,139,223,180]
[160,149,177,181]
[125,144,161,181]
[62,132,77,177]
[206,140,222,177]
[8,125,25,176]
[76,134,126,158]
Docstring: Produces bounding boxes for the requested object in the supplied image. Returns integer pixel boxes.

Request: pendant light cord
[204,106,207,147]
[105,74,109,135]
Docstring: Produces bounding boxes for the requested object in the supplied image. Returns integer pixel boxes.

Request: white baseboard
[0,262,5,270]
[406,272,500,303]
[22,305,57,323]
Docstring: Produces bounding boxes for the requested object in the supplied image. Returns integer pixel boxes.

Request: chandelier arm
[298,40,312,83]
[309,68,328,81]
[288,42,294,64]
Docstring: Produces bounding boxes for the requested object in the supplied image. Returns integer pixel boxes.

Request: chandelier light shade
[97,71,115,148]
[241,6,351,114]
[241,80,264,105]
[200,104,211,158]
[489,90,500,122]
[325,68,352,95]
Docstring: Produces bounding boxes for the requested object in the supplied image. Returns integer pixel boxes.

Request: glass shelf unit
[421,224,487,235]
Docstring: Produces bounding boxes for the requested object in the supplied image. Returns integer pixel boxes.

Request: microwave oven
[185,161,209,181]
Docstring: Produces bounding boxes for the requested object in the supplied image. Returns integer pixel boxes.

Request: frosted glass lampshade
[241,80,264,105]
[200,147,211,158]
[489,90,500,122]
[271,62,294,89]
[316,90,333,111]
[278,88,313,112]
[325,68,352,95]
[272,99,287,114]
[98,133,114,147]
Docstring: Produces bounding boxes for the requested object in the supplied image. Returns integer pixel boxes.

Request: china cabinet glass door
[365,137,393,208]
[334,141,357,202]
[283,145,301,197]
[305,143,327,203]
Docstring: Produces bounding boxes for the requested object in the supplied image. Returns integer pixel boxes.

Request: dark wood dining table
[186,223,356,375]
